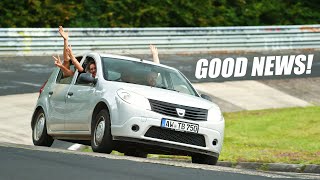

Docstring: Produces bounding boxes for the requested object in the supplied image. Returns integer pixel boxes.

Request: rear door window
[56,56,83,84]
[56,64,75,84]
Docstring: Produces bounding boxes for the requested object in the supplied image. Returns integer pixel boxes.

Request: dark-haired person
[66,45,97,78]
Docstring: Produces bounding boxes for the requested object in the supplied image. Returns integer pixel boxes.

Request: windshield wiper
[157,86,179,92]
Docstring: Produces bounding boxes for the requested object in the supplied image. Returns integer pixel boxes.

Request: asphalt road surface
[1,145,316,180]
[0,56,54,96]
[1,49,319,96]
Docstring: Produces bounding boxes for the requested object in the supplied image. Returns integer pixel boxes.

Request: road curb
[72,145,320,174]
[217,161,320,174]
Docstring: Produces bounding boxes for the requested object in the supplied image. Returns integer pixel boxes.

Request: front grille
[144,126,206,147]
[149,99,208,121]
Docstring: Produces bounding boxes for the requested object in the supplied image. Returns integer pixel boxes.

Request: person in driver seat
[120,71,134,83]
[145,71,158,87]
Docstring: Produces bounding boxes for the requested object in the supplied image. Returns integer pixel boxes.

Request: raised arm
[66,45,84,72]
[150,44,160,64]
[53,55,74,77]
[58,26,70,69]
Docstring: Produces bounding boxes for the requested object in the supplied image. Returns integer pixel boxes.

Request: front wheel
[192,154,218,165]
[32,109,54,147]
[91,109,113,153]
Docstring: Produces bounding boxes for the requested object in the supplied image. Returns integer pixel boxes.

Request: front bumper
[111,96,225,155]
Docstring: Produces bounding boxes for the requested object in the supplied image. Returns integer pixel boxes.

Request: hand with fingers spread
[150,44,158,56]
[59,26,71,71]
[66,45,84,73]
[53,54,74,77]
[150,44,160,64]
[53,55,63,68]
[59,26,68,40]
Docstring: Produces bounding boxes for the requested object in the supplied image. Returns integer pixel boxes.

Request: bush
[1,0,319,27]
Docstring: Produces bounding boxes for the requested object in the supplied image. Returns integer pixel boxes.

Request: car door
[64,56,99,132]
[47,70,74,131]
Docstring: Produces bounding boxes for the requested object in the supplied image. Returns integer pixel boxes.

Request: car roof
[85,52,178,71]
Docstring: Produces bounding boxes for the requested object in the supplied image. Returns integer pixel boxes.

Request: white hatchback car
[31,53,224,165]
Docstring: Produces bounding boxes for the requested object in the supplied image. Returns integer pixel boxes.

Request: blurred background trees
[0,0,319,27]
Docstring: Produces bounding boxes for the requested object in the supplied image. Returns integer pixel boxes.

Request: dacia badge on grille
[176,108,185,117]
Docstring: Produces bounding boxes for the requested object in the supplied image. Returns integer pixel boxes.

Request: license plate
[161,118,199,133]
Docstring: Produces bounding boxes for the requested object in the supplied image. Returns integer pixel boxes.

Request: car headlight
[117,89,151,110]
[207,106,223,122]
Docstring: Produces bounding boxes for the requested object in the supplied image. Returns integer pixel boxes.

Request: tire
[124,151,148,158]
[192,154,218,165]
[91,109,113,153]
[32,109,54,147]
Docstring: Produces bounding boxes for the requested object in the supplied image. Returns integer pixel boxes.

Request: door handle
[68,92,74,96]
[49,91,53,95]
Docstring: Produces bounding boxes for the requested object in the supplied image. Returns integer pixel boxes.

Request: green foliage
[0,0,319,27]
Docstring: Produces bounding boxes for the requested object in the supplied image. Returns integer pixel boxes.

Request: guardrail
[0,25,319,56]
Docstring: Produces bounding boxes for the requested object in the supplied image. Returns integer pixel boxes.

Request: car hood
[110,82,218,110]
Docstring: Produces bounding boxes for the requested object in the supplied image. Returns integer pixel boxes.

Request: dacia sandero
[31,53,224,165]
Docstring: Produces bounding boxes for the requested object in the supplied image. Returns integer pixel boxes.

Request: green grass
[220,106,320,164]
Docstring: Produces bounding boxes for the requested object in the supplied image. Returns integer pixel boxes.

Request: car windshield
[101,57,198,96]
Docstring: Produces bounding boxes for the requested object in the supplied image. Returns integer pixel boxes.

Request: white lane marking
[67,144,83,151]
[22,68,55,73]
[22,64,47,68]
[0,70,15,73]
[0,85,18,89]
[12,81,42,87]
[0,68,15,73]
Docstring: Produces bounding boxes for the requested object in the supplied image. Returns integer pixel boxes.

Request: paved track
[1,144,319,180]
[0,57,53,95]
[1,50,319,95]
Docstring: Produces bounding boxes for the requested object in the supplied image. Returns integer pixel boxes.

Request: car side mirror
[78,73,97,85]
[201,94,212,102]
